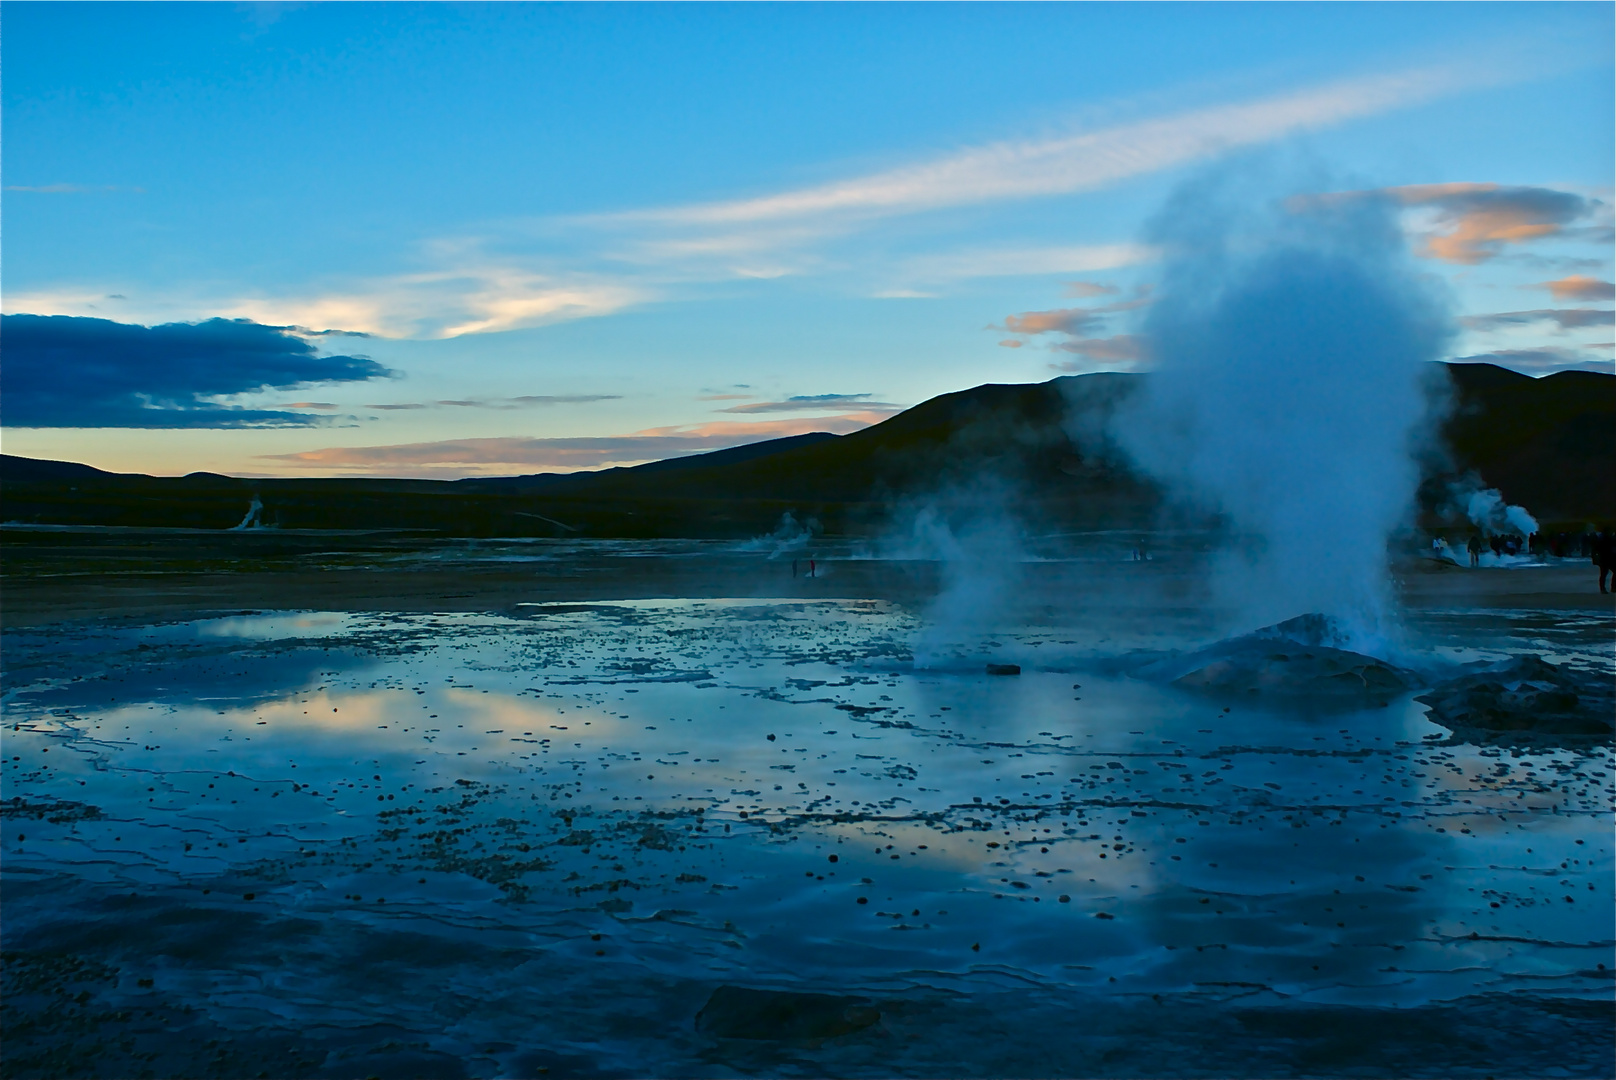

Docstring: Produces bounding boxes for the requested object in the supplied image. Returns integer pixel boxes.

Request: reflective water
[3,595,1612,1078]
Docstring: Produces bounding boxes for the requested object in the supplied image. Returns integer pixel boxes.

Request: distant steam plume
[1459,484,1539,538]
[888,486,1025,670]
[1112,162,1454,651]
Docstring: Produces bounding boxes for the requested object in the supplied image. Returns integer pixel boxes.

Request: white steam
[890,493,1024,670]
[231,495,264,531]
[1463,486,1539,537]
[1112,164,1452,652]
[742,511,820,558]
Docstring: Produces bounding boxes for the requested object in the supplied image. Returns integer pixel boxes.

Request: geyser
[1114,164,1453,651]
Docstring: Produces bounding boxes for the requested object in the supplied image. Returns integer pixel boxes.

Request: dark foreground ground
[6,945,1610,1080]
[1,526,1611,629]
[3,529,1612,1079]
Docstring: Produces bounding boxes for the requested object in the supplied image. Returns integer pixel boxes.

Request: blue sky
[3,2,1611,478]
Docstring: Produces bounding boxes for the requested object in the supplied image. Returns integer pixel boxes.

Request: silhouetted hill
[452,431,843,494]
[1,456,130,483]
[504,374,1135,501]
[1438,363,1615,522]
[2,364,1610,536]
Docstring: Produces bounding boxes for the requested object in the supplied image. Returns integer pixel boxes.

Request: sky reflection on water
[3,599,1612,1077]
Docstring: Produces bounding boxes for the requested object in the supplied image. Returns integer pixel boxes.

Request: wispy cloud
[262,413,885,478]
[562,60,1516,301]
[900,244,1149,285]
[4,183,145,194]
[3,266,648,340]
[992,288,1154,370]
[361,394,619,411]
[998,308,1104,336]
[229,266,647,339]
[1050,334,1150,371]
[1460,308,1615,332]
[1063,281,1120,298]
[994,291,1152,337]
[1387,183,1604,264]
[3,60,1549,340]
[1537,275,1615,302]
[445,394,620,409]
[718,393,905,415]
[1295,183,1609,264]
[609,65,1489,230]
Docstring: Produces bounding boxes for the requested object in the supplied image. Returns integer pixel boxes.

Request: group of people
[1444,528,1615,593]
[1462,531,1528,564]
[1542,530,1609,559]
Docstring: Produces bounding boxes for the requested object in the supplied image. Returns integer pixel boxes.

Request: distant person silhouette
[1596,531,1614,594]
[1467,532,1483,567]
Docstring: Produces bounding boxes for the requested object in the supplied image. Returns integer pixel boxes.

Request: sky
[3,1,1612,479]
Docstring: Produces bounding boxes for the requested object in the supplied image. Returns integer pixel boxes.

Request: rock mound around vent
[1142,614,1420,706]
[1416,655,1614,747]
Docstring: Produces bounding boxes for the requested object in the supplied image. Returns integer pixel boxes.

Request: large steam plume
[1113,162,1454,651]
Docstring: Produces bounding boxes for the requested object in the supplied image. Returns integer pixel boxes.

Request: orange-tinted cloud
[260,414,886,478]
[1053,334,1147,363]
[1062,281,1119,298]
[999,307,1102,336]
[998,291,1150,337]
[994,290,1153,365]
[1383,183,1599,264]
[1537,275,1616,302]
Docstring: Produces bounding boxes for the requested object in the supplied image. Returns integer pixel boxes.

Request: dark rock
[1140,615,1419,705]
[695,985,880,1041]
[1416,655,1614,746]
[985,663,1021,676]
[1171,648,1415,701]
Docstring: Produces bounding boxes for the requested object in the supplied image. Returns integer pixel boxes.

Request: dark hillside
[545,375,1128,499]
[1439,363,1615,521]
[2,364,1610,536]
[454,431,843,494]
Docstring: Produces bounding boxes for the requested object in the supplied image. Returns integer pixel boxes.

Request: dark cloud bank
[1,314,393,428]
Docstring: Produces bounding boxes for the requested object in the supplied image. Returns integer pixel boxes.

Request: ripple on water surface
[3,601,1612,1077]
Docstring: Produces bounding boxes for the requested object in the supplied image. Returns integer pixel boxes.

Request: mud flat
[2,536,1612,1078]
[1,527,1610,630]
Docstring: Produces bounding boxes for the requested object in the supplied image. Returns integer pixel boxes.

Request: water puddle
[4,600,1612,1077]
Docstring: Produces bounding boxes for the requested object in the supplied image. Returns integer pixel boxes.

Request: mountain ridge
[3,363,1610,535]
